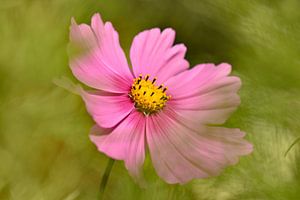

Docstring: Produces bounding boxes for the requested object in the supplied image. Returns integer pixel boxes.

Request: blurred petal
[90,111,146,180]
[166,63,241,124]
[69,14,133,93]
[80,88,134,128]
[90,124,112,136]
[89,124,113,147]
[130,28,189,85]
[146,108,252,184]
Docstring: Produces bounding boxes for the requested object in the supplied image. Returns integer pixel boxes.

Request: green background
[1,0,300,199]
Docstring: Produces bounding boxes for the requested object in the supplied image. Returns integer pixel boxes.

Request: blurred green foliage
[0,0,300,199]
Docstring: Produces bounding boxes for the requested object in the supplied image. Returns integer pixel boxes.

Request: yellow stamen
[129,75,171,115]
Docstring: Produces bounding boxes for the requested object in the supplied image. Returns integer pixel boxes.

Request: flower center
[129,74,171,115]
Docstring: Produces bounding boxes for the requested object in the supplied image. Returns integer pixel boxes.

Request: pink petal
[80,88,134,128]
[166,63,241,124]
[130,28,189,85]
[146,108,252,184]
[166,63,232,98]
[69,14,133,93]
[90,111,146,180]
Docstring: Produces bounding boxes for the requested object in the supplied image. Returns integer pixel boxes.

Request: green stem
[284,137,300,157]
[99,158,115,200]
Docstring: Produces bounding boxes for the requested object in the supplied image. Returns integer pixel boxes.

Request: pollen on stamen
[145,75,150,81]
[152,77,157,84]
[129,74,171,115]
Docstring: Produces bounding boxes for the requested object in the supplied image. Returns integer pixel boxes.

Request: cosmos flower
[69,13,253,184]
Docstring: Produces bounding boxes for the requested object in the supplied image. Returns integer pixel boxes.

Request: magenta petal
[130,28,189,84]
[80,88,134,128]
[146,109,252,184]
[166,63,232,98]
[90,111,146,180]
[91,14,133,77]
[69,14,133,93]
[166,63,241,124]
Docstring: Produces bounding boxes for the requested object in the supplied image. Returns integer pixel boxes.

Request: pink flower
[69,13,253,184]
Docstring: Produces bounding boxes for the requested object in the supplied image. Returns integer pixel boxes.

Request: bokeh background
[1,0,300,199]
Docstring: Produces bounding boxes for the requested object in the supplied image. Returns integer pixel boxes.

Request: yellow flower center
[129,74,171,115]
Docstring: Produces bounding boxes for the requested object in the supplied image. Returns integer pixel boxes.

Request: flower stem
[284,137,300,157]
[99,158,115,200]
